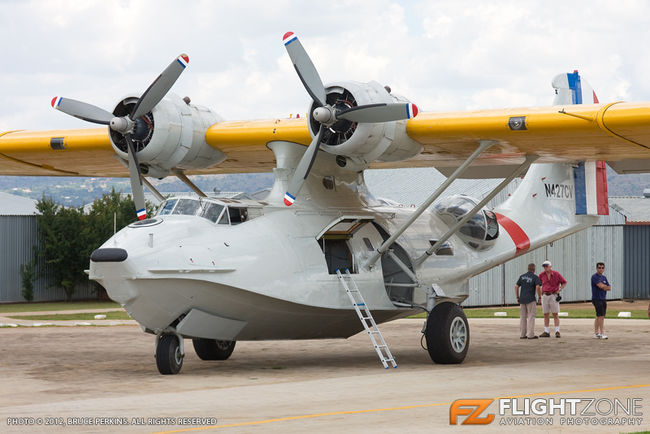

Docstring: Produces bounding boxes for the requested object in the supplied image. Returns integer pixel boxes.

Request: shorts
[592,299,607,317]
[542,293,559,314]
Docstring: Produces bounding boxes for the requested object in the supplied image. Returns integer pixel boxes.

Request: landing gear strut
[156,334,184,375]
[425,302,469,364]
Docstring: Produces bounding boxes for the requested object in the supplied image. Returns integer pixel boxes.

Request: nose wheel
[156,334,184,375]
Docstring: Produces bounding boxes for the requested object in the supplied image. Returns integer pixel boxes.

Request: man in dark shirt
[515,263,542,339]
[591,262,611,339]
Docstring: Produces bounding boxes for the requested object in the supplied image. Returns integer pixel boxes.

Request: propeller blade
[283,32,326,107]
[50,96,113,125]
[337,102,419,123]
[125,134,147,220]
[284,125,325,206]
[130,54,190,120]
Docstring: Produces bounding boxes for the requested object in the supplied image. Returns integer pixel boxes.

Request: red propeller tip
[283,31,294,40]
[181,54,189,63]
[51,97,59,108]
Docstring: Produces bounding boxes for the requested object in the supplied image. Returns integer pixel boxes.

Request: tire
[425,302,469,364]
[192,338,236,361]
[156,334,183,375]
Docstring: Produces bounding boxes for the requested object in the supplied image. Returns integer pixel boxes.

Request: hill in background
[0,165,648,207]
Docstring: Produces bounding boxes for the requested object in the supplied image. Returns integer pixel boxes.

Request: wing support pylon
[363,140,497,270]
[412,154,538,268]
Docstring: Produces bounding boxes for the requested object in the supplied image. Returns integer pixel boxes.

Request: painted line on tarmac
[152,383,650,433]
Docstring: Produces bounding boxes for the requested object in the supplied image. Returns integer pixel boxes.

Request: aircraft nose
[90,248,128,262]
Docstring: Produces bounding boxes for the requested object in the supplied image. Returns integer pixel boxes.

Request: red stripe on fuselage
[495,212,530,255]
[595,160,609,215]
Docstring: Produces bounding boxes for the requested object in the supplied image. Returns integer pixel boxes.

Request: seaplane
[1,32,649,374]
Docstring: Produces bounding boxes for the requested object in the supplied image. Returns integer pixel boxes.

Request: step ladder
[336,269,397,369]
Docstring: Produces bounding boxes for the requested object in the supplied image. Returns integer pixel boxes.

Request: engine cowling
[306,81,421,168]
[109,93,225,178]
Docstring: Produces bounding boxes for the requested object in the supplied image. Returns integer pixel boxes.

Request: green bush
[20,261,36,302]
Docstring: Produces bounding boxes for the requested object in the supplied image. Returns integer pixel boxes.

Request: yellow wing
[2,101,650,177]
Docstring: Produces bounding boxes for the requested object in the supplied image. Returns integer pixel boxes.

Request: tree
[35,190,146,301]
[36,197,88,301]
[81,189,139,260]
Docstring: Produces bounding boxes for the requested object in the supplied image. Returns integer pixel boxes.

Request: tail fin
[552,70,599,105]
[552,70,608,215]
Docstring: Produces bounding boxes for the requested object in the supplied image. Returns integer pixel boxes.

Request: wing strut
[363,140,496,270]
[172,169,207,198]
[412,154,539,268]
[141,177,165,203]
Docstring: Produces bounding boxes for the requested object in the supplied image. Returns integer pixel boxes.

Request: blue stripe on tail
[574,162,587,214]
[567,71,582,105]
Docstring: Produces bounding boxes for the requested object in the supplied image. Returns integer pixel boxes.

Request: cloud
[2,0,650,131]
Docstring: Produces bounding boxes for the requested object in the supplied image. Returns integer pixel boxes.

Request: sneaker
[520,336,527,339]
[528,336,539,340]
[594,333,602,339]
[555,331,561,338]
[601,334,608,339]
[539,332,550,337]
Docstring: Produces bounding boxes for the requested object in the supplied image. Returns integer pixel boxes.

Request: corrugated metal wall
[0,216,97,303]
[465,225,625,306]
[623,225,650,299]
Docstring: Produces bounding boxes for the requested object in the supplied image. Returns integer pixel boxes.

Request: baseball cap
[542,260,552,267]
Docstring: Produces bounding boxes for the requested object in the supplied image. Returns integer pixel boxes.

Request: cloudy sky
[2,0,650,132]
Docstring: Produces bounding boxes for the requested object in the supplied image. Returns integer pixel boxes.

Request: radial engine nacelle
[109,93,226,178]
[306,81,422,168]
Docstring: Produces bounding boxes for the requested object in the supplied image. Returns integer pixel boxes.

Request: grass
[411,306,649,319]
[0,301,120,313]
[6,311,132,321]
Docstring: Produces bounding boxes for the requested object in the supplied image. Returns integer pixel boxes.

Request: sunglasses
[597,266,605,269]
[543,264,550,267]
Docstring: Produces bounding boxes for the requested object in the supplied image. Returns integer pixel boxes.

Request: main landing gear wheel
[156,334,183,375]
[192,338,236,361]
[425,302,469,364]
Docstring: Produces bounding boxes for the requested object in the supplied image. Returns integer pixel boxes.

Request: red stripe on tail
[595,161,609,215]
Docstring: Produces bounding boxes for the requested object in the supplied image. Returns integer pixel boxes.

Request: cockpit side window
[158,199,178,215]
[228,207,248,225]
[217,208,229,225]
[201,202,225,223]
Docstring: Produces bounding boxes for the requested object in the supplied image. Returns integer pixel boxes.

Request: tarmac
[0,315,649,433]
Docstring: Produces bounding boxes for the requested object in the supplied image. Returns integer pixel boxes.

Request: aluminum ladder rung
[336,268,397,369]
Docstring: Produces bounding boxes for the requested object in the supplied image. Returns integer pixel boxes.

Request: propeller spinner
[51,54,190,220]
[282,32,418,206]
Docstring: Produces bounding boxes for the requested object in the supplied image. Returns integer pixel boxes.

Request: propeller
[282,32,418,206]
[51,54,190,220]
